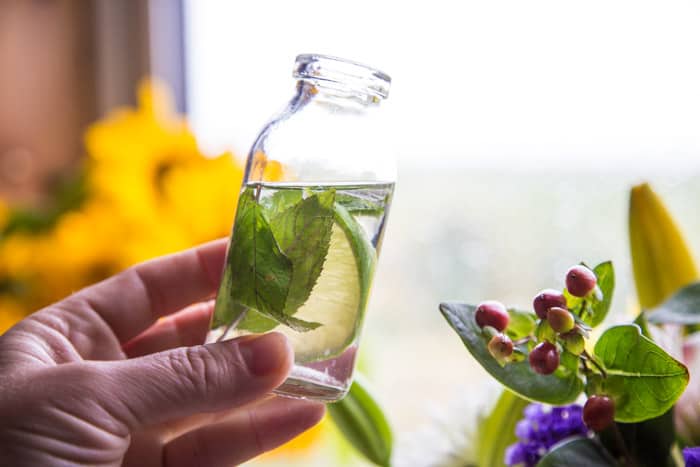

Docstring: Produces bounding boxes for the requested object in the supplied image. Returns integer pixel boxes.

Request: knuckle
[165,346,227,397]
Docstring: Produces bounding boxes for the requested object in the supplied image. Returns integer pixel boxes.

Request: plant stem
[513,336,532,346]
[611,422,638,467]
[582,349,607,378]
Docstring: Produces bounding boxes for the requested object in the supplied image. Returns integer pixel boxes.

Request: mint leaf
[213,188,319,332]
[646,281,700,325]
[271,190,336,315]
[212,262,240,328]
[440,302,584,405]
[593,324,689,422]
[336,192,385,215]
[261,189,303,219]
[235,309,278,333]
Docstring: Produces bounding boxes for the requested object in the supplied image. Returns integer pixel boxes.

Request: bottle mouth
[293,54,391,101]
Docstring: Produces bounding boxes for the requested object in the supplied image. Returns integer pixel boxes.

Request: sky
[184,0,700,171]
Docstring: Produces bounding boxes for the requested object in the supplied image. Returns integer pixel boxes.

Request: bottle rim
[293,54,391,100]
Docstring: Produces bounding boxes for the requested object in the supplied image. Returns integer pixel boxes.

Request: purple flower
[684,447,700,467]
[505,403,590,467]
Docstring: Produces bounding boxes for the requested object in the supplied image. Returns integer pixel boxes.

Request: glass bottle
[208,54,395,401]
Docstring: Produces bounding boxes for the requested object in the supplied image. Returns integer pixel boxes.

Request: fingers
[162,397,326,467]
[94,333,292,430]
[74,239,227,343]
[122,302,213,358]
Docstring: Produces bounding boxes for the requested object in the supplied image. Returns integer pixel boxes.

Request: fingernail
[238,333,291,377]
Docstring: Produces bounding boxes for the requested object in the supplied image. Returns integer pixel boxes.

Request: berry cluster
[474,264,615,431]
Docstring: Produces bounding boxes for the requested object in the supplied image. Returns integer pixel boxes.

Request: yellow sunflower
[84,79,248,262]
[85,79,206,224]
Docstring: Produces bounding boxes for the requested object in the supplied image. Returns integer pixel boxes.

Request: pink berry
[529,342,560,375]
[547,307,575,333]
[475,300,509,332]
[488,333,514,361]
[566,265,597,297]
[533,289,567,319]
[583,395,615,431]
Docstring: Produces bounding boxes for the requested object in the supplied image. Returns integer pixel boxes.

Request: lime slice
[280,204,376,362]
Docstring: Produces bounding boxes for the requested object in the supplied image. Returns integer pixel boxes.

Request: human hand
[0,240,325,466]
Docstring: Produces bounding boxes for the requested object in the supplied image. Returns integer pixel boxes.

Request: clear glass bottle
[208,54,394,401]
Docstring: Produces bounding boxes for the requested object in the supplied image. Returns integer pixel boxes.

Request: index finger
[73,239,228,343]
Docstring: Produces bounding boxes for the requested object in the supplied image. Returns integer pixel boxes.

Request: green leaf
[440,302,584,405]
[536,437,616,467]
[505,308,537,340]
[260,189,303,219]
[335,192,384,215]
[599,409,677,467]
[629,183,699,309]
[593,325,689,422]
[235,309,282,333]
[271,190,336,314]
[565,262,615,328]
[213,188,318,332]
[476,390,529,467]
[646,282,700,325]
[329,375,392,467]
[589,261,615,327]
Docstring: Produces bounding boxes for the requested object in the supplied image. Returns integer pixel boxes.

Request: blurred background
[1,1,700,465]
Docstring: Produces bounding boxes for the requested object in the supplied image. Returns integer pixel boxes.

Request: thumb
[95,332,293,429]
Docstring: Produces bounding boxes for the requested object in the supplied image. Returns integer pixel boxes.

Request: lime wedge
[280,204,376,362]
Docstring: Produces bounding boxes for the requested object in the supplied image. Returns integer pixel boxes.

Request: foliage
[328,375,393,467]
[0,80,247,329]
[441,183,700,466]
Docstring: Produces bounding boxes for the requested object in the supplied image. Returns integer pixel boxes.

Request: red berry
[488,333,514,361]
[529,342,560,375]
[475,301,509,332]
[547,307,575,333]
[533,289,567,319]
[566,265,597,297]
[583,395,615,431]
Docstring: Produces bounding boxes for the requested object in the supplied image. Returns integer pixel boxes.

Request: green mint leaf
[260,189,303,219]
[592,324,689,422]
[646,281,700,325]
[440,302,584,405]
[235,309,279,333]
[536,437,617,467]
[271,190,336,315]
[329,374,393,467]
[213,188,319,332]
[336,191,385,215]
[212,264,240,328]
[565,261,615,328]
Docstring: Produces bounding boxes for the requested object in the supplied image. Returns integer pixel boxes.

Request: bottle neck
[295,80,380,111]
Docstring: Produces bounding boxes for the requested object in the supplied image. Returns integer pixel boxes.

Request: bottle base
[273,365,349,402]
